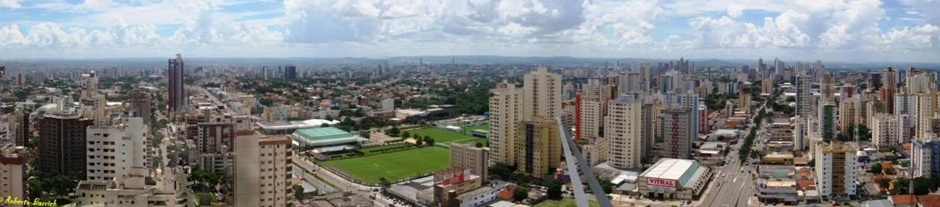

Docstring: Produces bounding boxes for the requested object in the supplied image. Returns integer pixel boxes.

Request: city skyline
[0,0,937,62]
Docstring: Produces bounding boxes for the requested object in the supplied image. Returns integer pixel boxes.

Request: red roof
[497,185,516,201]
[890,195,917,206]
[918,195,940,207]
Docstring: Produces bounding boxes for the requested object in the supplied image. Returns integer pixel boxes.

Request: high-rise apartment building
[839,96,857,136]
[488,80,522,166]
[819,104,836,141]
[233,134,292,207]
[514,119,561,177]
[196,115,236,176]
[796,76,815,118]
[6,110,28,147]
[38,112,94,175]
[80,71,99,102]
[127,88,152,125]
[576,96,605,140]
[912,137,940,178]
[522,67,562,121]
[86,117,146,181]
[606,95,645,169]
[167,54,186,113]
[0,145,25,202]
[814,141,857,200]
[450,143,488,182]
[660,109,692,159]
[871,113,901,148]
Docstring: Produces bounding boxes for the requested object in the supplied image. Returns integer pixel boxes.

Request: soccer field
[409,127,488,146]
[322,147,450,184]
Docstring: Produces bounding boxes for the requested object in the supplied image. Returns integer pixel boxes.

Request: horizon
[0,0,938,62]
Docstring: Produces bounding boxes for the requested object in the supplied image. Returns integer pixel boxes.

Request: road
[698,103,767,207]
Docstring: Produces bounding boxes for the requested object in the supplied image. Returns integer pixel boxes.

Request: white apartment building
[86,117,146,181]
[381,98,395,112]
[0,145,25,201]
[75,167,182,207]
[871,113,901,148]
[606,96,644,169]
[234,134,292,207]
[814,141,857,200]
[488,80,522,166]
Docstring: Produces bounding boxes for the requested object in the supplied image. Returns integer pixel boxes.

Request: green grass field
[322,147,450,184]
[461,123,490,133]
[408,127,487,146]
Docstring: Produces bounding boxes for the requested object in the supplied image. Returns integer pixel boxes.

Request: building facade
[86,117,146,181]
[814,141,857,200]
[233,134,292,207]
[450,143,488,182]
[168,54,186,113]
[38,112,94,175]
[606,95,644,169]
[488,80,522,167]
[514,119,561,177]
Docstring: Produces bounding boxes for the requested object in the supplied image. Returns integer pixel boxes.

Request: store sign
[647,178,676,188]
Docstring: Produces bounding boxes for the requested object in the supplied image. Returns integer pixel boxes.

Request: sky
[0,0,938,63]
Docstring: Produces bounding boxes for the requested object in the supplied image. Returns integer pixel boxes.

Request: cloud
[0,0,22,9]
[727,4,745,18]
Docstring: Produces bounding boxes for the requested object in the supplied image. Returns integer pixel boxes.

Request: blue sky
[0,0,938,62]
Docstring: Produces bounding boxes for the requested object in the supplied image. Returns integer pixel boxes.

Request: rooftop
[640,158,701,186]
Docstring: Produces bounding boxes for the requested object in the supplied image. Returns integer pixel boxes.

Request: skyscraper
[167,54,186,113]
[488,80,522,166]
[284,65,298,79]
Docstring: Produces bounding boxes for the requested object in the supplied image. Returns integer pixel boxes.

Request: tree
[379,177,391,188]
[425,137,435,145]
[878,178,891,189]
[599,178,613,193]
[871,163,883,174]
[476,142,483,148]
[892,178,932,195]
[546,179,563,200]
[513,188,528,202]
[360,131,371,139]
[293,184,306,199]
[415,139,424,145]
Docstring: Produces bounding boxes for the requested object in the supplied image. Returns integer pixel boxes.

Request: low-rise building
[637,158,711,200]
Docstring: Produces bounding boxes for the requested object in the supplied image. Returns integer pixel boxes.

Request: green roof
[290,127,357,147]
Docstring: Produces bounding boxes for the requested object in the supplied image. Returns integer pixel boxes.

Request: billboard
[647,178,676,188]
